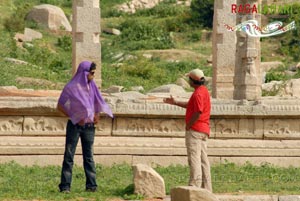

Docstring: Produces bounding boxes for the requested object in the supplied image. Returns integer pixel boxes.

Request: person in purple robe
[57,61,113,193]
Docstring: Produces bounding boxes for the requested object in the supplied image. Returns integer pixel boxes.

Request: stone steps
[1,137,300,167]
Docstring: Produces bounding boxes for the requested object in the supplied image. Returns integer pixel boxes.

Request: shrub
[3,2,34,32]
[135,2,187,18]
[190,0,214,28]
[57,35,72,51]
[118,19,174,50]
[101,0,129,18]
[279,3,300,61]
[165,15,191,32]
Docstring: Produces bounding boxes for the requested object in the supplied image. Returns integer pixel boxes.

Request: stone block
[171,186,219,201]
[133,164,166,198]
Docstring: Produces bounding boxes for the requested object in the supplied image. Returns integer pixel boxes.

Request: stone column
[212,0,237,99]
[233,0,261,100]
[72,0,102,86]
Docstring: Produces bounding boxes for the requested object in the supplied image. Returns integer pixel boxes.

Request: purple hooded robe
[58,61,113,124]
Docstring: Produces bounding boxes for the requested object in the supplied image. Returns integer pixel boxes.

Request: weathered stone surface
[215,118,263,139]
[283,79,300,98]
[130,86,144,92]
[26,4,71,31]
[102,27,121,35]
[24,116,67,135]
[261,61,284,72]
[112,117,185,137]
[176,78,190,90]
[279,195,300,201]
[148,84,186,94]
[216,195,278,201]
[117,0,163,13]
[3,136,300,166]
[14,33,32,42]
[262,81,283,93]
[103,85,124,93]
[4,58,28,65]
[133,156,188,167]
[0,116,23,135]
[133,164,166,198]
[171,186,219,201]
[24,28,43,40]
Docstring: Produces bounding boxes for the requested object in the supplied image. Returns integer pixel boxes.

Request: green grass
[1,162,300,200]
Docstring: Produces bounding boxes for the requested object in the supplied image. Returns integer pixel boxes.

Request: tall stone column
[234,0,261,100]
[72,0,102,86]
[212,0,237,99]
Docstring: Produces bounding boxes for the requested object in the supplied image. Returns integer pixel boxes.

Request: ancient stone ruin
[1,0,300,172]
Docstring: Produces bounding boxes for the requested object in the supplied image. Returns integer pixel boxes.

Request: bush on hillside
[279,3,300,62]
[117,19,174,50]
[3,2,34,32]
[57,35,72,51]
[190,0,214,28]
[135,2,187,18]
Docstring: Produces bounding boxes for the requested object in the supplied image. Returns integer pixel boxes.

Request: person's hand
[163,95,176,105]
[94,114,100,124]
[78,119,85,126]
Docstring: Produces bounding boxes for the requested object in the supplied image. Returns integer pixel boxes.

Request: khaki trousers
[185,129,212,192]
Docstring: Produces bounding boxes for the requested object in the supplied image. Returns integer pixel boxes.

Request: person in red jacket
[163,69,212,192]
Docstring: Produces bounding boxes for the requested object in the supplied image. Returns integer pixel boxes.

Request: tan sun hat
[185,69,205,81]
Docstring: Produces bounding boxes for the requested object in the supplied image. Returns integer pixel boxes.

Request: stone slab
[216,195,278,201]
[279,195,300,201]
[0,155,132,167]
[3,97,300,117]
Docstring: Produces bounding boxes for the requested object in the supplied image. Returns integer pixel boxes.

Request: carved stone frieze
[264,119,300,139]
[113,117,185,137]
[24,116,67,135]
[95,116,112,136]
[215,119,239,138]
[0,116,23,135]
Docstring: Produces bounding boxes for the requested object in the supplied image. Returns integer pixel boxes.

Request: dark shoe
[86,187,97,192]
[60,189,70,194]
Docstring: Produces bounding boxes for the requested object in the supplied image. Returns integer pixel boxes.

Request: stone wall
[1,96,300,167]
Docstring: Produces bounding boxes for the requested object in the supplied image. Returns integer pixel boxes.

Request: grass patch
[1,161,300,200]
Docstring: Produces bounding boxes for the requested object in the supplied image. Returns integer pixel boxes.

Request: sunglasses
[89,71,95,76]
